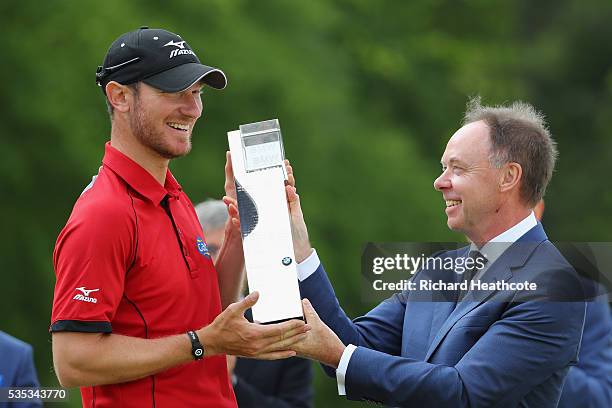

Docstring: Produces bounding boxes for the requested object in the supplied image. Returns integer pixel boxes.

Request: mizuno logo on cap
[163,39,196,59]
[163,40,186,49]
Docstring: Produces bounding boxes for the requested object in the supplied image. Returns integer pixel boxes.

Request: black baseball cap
[96,26,227,94]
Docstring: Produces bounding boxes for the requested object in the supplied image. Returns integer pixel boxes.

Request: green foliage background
[1,0,611,406]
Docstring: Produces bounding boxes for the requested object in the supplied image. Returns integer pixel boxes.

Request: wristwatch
[187,330,204,360]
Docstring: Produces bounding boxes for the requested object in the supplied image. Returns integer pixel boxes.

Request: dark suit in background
[558,295,612,407]
[234,357,313,408]
[233,309,313,408]
[552,242,612,407]
[0,331,42,408]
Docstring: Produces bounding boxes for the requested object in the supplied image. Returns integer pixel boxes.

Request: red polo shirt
[51,142,236,407]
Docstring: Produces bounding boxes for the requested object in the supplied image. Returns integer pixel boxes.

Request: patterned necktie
[457,250,488,302]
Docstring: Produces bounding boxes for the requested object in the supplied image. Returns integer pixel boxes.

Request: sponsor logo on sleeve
[73,287,99,303]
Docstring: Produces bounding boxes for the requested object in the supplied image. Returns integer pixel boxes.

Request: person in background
[196,199,314,408]
[534,200,612,407]
[0,331,42,408]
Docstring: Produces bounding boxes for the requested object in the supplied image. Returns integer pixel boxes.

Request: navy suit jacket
[558,295,612,407]
[0,331,41,408]
[232,307,314,407]
[233,357,313,408]
[299,224,586,407]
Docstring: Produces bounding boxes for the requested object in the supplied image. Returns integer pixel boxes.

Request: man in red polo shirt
[50,27,309,407]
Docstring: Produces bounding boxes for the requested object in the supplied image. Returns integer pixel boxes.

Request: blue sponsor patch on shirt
[196,237,210,257]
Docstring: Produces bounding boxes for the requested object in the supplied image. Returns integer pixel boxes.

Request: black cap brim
[143,62,227,92]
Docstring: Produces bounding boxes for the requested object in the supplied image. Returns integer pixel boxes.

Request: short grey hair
[194,199,228,232]
[463,96,558,206]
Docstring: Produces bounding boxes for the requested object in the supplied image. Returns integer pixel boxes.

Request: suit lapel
[424,224,548,361]
[427,301,457,349]
[425,263,512,360]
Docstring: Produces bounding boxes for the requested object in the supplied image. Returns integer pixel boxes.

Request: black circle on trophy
[282,257,293,266]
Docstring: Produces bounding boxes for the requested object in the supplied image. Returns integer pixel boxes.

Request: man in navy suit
[558,296,612,407]
[280,98,587,407]
[0,331,42,408]
[533,201,612,408]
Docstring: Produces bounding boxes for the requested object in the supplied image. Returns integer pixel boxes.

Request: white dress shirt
[469,211,537,281]
[296,211,538,395]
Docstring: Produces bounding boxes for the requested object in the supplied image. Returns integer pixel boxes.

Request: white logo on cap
[163,39,196,59]
[164,40,186,49]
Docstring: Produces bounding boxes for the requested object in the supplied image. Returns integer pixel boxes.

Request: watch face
[194,348,203,358]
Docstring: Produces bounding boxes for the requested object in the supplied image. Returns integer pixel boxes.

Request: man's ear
[499,162,522,193]
[105,81,134,114]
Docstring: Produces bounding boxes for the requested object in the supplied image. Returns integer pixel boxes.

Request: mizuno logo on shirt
[73,287,99,303]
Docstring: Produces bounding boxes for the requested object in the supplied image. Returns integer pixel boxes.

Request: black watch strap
[187,330,204,360]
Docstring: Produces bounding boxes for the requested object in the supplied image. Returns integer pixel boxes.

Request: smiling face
[433,120,504,242]
[129,82,204,159]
